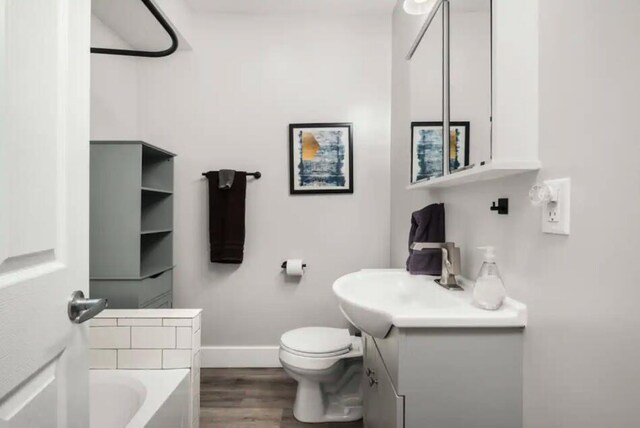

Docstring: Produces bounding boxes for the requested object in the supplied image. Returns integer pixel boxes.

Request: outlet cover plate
[542,178,570,235]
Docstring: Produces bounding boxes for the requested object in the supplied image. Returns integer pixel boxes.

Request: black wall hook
[490,198,509,215]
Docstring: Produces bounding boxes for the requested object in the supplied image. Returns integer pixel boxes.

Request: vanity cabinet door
[363,335,404,428]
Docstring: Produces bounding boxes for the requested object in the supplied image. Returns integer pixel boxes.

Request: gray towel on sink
[406,203,445,275]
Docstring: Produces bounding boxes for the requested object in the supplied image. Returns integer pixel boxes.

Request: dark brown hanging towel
[205,171,247,263]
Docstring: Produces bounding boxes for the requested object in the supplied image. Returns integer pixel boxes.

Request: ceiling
[92,0,398,51]
[91,0,489,52]
[185,0,397,15]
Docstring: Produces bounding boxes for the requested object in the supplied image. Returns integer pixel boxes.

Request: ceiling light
[403,0,437,15]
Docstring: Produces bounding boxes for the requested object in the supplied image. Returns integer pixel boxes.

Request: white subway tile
[131,327,176,349]
[118,318,162,326]
[117,350,162,369]
[176,327,192,349]
[90,327,130,349]
[162,350,191,369]
[103,309,200,319]
[90,318,117,327]
[90,350,117,369]
[162,318,191,327]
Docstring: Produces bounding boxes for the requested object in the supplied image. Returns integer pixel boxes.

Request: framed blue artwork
[289,123,354,194]
[411,121,470,183]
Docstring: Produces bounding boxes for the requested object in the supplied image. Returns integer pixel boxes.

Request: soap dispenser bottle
[473,246,506,310]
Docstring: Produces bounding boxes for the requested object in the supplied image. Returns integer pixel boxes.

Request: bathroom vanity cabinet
[363,334,404,428]
[362,327,523,428]
[90,141,176,308]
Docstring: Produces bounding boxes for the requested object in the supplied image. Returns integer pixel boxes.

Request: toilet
[279,327,363,423]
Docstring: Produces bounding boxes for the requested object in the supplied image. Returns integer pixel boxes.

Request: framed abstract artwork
[411,121,470,183]
[289,123,353,194]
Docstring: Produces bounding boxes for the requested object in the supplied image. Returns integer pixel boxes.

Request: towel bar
[202,171,261,179]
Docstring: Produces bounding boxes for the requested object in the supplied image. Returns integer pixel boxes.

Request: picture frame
[289,123,354,194]
[410,121,470,183]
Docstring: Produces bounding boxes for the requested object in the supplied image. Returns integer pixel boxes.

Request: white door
[0,0,90,427]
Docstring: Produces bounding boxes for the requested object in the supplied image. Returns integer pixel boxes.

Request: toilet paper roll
[285,259,304,276]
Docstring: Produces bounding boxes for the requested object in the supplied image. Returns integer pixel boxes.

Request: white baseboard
[201,346,282,368]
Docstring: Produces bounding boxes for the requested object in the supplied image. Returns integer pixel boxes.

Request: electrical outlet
[542,178,570,235]
[546,201,559,223]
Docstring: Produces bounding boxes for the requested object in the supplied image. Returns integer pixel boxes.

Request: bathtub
[90,369,190,428]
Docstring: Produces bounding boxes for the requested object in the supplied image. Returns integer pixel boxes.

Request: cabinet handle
[368,376,378,387]
[366,368,375,377]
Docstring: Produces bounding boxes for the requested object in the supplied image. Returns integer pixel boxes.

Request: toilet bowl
[279,327,363,423]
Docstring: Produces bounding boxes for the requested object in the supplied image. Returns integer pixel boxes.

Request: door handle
[68,291,108,324]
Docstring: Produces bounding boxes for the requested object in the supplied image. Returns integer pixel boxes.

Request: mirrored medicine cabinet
[406,0,540,189]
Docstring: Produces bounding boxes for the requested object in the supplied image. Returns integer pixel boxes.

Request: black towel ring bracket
[201,171,262,179]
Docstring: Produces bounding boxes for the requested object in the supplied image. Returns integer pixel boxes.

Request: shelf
[141,186,173,195]
[407,160,541,190]
[90,140,175,308]
[90,265,175,281]
[141,229,172,235]
[140,232,173,280]
[139,264,175,280]
[141,143,175,159]
[90,140,176,157]
[141,192,173,231]
[142,147,174,191]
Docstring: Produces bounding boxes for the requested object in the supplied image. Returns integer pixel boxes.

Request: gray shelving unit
[90,141,176,308]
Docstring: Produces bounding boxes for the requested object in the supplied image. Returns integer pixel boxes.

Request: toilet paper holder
[281,261,307,270]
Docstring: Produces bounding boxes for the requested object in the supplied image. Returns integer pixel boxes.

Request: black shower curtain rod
[90,0,178,58]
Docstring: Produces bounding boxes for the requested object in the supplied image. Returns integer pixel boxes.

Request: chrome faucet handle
[436,244,463,290]
[444,245,462,275]
[441,248,453,270]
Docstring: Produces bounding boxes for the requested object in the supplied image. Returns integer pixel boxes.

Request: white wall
[132,13,392,349]
[391,8,430,262]
[391,1,640,426]
[90,15,140,140]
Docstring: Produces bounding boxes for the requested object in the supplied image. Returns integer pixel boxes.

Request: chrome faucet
[409,242,463,290]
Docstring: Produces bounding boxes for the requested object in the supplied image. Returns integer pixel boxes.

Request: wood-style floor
[200,368,363,428]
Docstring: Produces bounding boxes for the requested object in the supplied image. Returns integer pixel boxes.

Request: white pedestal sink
[332,269,527,338]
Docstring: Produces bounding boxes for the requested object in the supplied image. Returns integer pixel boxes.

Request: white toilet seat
[280,336,363,371]
[280,343,350,358]
[280,327,353,355]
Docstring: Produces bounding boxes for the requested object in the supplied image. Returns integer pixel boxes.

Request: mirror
[407,0,492,182]
[409,3,444,183]
[449,0,492,173]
